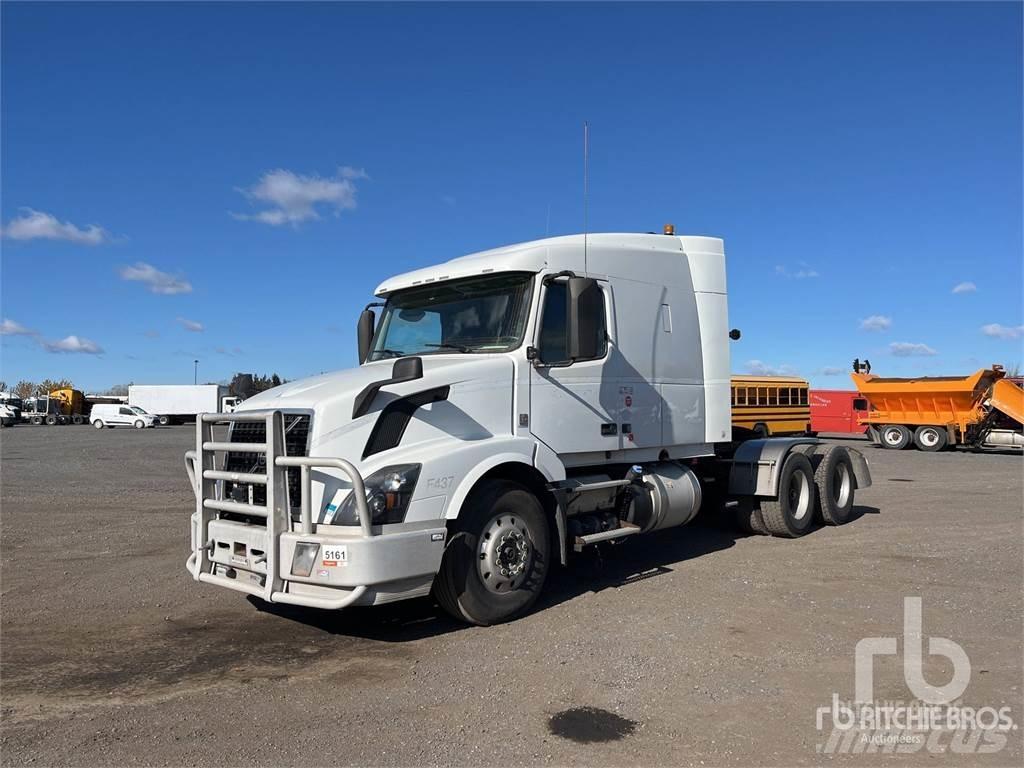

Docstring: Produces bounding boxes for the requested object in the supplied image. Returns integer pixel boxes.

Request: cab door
[529,277,620,456]
[116,406,134,425]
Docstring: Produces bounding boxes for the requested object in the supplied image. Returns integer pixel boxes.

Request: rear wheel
[760,452,817,538]
[72,415,83,425]
[809,446,855,525]
[434,480,550,625]
[734,497,769,535]
[93,419,105,429]
[914,426,947,452]
[880,424,911,450]
[45,415,58,426]
[31,415,43,425]
[158,415,171,426]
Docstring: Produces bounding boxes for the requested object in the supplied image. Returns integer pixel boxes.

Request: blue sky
[2,1,1021,392]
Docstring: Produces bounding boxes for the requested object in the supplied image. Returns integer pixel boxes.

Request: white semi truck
[130,385,241,425]
[185,230,873,625]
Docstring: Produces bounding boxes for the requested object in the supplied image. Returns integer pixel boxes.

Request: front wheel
[433,480,550,625]
[134,419,146,429]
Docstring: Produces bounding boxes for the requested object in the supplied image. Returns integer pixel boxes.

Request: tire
[879,424,911,450]
[809,446,855,525]
[93,420,104,429]
[433,480,550,625]
[45,415,58,426]
[759,452,817,538]
[914,426,947,452]
[133,419,145,429]
[72,415,83,425]
[31,416,43,425]
[158,415,170,426]
[734,497,769,535]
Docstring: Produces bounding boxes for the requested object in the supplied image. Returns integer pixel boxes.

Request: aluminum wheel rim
[920,429,939,448]
[833,463,852,508]
[884,428,903,446]
[789,471,811,521]
[478,513,533,594]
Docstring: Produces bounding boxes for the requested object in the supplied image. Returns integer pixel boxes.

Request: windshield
[369,272,534,361]
[130,406,149,415]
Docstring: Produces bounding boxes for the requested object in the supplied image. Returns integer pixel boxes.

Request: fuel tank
[627,462,702,532]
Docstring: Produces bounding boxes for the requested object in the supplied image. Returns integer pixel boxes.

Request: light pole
[194,359,198,385]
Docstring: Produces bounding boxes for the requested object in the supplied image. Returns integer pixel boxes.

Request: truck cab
[186,231,871,624]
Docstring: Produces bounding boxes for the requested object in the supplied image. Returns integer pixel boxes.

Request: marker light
[663,223,675,236]
[291,542,320,577]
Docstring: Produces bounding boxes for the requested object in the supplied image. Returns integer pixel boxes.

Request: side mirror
[567,276,602,360]
[357,308,376,363]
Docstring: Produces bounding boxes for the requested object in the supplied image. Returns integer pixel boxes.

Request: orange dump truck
[850,365,1024,451]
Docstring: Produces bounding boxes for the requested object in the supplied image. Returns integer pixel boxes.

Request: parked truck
[49,388,90,424]
[184,229,874,625]
[130,385,242,425]
[809,390,870,436]
[851,363,1024,451]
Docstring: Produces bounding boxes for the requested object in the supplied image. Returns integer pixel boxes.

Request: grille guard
[184,409,373,609]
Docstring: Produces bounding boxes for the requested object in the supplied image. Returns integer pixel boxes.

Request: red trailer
[810,390,870,435]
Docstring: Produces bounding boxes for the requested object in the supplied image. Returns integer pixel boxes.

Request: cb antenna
[583,120,589,274]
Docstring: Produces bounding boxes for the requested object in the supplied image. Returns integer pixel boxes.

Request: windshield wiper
[424,343,473,353]
[374,348,406,359]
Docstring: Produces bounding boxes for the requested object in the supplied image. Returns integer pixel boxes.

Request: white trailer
[184,229,873,625]
[131,385,241,425]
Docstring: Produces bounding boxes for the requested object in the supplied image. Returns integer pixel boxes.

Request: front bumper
[185,410,446,609]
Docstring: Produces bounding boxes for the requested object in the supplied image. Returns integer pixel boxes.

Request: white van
[91,404,158,429]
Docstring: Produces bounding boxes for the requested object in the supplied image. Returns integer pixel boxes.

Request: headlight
[332,464,421,525]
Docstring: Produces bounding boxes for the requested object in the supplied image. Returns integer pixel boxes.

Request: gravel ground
[1,425,1021,767]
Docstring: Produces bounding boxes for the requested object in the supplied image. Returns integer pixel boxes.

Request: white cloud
[776,263,819,279]
[952,282,977,294]
[43,335,104,354]
[1,208,110,244]
[177,317,204,332]
[860,315,892,332]
[981,323,1024,340]
[890,342,937,357]
[119,262,192,295]
[745,359,798,376]
[214,346,243,356]
[821,366,844,376]
[0,318,35,336]
[233,167,367,226]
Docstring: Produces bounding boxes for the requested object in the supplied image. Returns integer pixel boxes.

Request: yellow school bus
[730,375,811,437]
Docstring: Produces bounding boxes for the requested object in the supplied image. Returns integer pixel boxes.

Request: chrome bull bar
[184,409,372,609]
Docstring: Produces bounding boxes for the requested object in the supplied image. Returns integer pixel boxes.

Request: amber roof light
[663,223,675,235]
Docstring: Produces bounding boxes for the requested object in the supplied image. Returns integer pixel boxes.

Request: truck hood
[238,355,515,459]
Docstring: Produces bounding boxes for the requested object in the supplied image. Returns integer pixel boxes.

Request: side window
[538,281,607,364]
[758,387,768,406]
[768,388,778,406]
[119,407,133,415]
[800,388,808,405]
[779,388,790,406]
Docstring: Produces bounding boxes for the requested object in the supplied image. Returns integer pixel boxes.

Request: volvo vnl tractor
[185,229,873,625]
